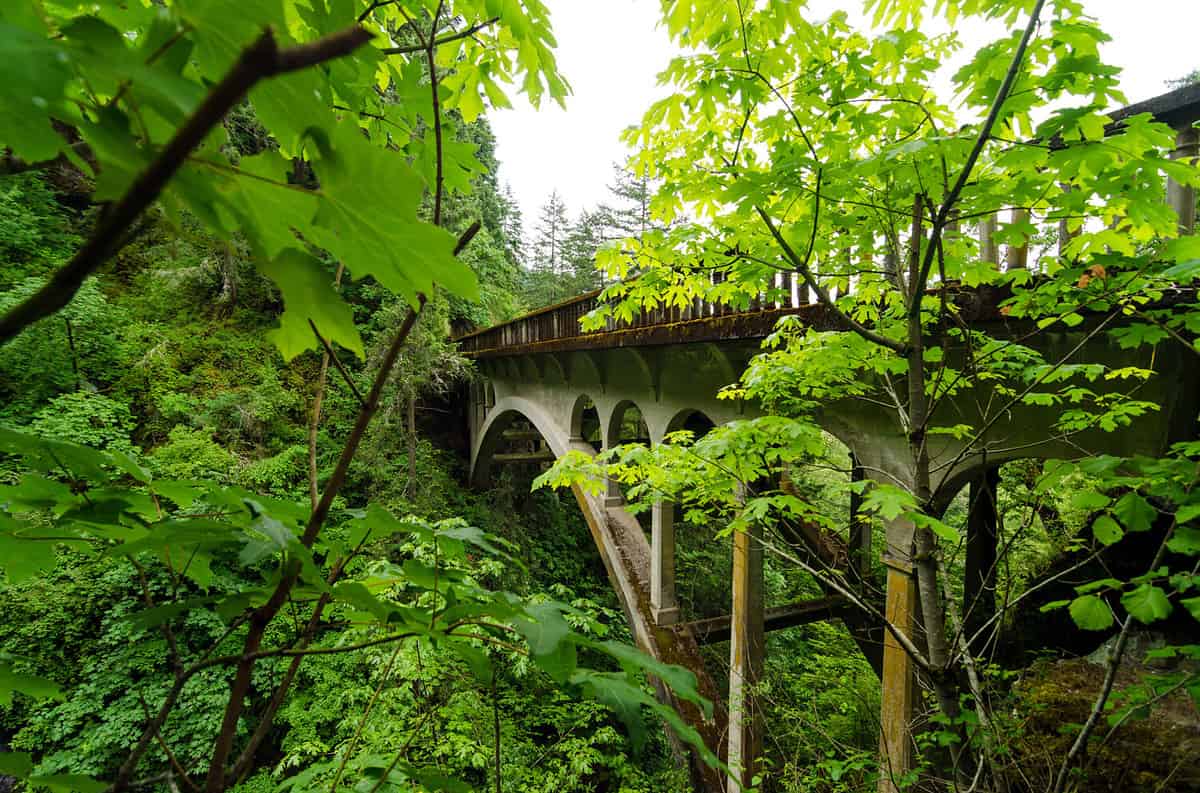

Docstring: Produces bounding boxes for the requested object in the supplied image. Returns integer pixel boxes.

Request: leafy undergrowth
[0,168,691,791]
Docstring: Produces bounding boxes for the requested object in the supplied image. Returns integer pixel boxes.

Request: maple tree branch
[357,0,399,23]
[910,0,1046,317]
[427,2,446,226]
[203,220,478,792]
[0,24,373,347]
[756,204,908,354]
[308,317,366,407]
[380,16,500,55]
[308,264,346,510]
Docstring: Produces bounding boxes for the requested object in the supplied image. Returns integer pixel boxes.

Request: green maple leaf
[1121,584,1173,624]
[259,249,362,361]
[308,122,478,305]
[0,23,73,162]
[1069,595,1114,630]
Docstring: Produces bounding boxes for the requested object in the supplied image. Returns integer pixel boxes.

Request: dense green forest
[1,1,1199,793]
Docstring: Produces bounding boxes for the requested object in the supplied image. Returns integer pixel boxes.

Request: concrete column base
[653,606,680,626]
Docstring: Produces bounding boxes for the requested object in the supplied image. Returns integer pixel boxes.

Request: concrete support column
[651,500,679,625]
[875,504,920,793]
[978,213,997,266]
[604,428,622,506]
[964,468,1000,654]
[848,455,870,582]
[604,472,622,506]
[727,523,765,792]
[878,553,919,793]
[1169,127,1198,236]
[1006,208,1029,270]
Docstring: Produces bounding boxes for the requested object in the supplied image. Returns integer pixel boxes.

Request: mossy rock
[1006,645,1200,792]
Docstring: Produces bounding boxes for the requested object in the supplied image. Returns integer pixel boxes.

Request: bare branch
[910,0,1047,316]
[308,317,366,407]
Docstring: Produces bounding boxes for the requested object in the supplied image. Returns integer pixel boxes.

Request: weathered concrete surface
[879,559,919,793]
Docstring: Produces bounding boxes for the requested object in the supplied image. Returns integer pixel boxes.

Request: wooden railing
[455,271,824,355]
[456,84,1199,358]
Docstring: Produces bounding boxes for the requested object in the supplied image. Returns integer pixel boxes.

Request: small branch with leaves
[0,24,373,346]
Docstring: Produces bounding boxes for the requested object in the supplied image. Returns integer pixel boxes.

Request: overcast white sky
[490,1,1198,239]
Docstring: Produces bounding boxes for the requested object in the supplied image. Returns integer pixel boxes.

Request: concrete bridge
[456,85,1200,792]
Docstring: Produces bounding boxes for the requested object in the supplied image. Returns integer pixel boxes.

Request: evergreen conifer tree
[597,163,654,241]
[532,190,569,278]
[563,209,605,293]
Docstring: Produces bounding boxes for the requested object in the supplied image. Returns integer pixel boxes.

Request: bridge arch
[470,396,571,487]
[663,407,718,441]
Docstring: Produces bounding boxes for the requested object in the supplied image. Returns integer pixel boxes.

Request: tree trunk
[407,393,418,496]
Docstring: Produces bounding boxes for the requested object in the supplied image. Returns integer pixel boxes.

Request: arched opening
[570,394,602,452]
[473,407,559,492]
[937,457,1177,663]
[665,408,717,440]
[647,409,720,628]
[606,400,650,449]
[604,401,650,531]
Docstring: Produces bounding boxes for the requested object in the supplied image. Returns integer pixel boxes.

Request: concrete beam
[492,451,556,463]
[684,596,850,645]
